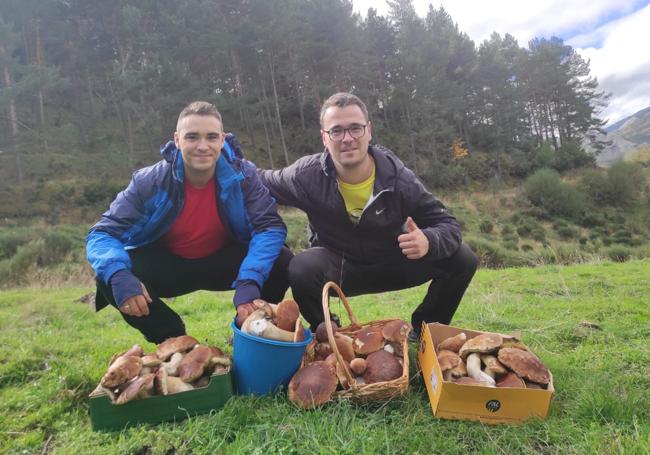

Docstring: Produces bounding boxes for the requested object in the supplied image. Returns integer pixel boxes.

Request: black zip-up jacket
[259,145,462,264]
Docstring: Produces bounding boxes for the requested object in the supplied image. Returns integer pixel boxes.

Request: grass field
[1,259,649,454]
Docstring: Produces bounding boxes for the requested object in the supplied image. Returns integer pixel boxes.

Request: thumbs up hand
[398,216,430,260]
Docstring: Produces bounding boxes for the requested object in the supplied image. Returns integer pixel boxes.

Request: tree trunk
[260,109,274,169]
[404,104,419,174]
[34,19,49,153]
[0,45,23,184]
[268,51,290,166]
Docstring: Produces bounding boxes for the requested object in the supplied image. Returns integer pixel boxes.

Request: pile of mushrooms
[240,299,306,342]
[436,332,551,389]
[96,335,231,405]
[288,319,411,409]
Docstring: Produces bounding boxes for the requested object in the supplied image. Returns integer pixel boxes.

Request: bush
[479,220,494,234]
[605,245,632,262]
[525,169,586,220]
[464,237,512,268]
[520,243,534,252]
[0,231,32,260]
[556,226,578,240]
[40,231,77,266]
[501,224,514,236]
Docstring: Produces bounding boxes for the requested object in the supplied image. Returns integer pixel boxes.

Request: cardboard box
[89,371,233,431]
[418,322,554,424]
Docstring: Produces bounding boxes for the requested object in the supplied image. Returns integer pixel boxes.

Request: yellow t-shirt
[337,166,376,224]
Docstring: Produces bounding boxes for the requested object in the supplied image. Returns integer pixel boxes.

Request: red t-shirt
[163,177,230,258]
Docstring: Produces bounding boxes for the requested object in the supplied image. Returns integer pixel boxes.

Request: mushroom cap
[481,354,507,376]
[156,335,199,360]
[353,327,385,355]
[524,381,545,389]
[109,344,143,366]
[275,299,300,332]
[363,350,402,384]
[349,358,367,376]
[288,361,337,409]
[142,354,162,368]
[166,376,194,394]
[116,373,155,404]
[178,345,213,382]
[454,376,490,386]
[450,359,467,378]
[458,333,503,359]
[315,320,338,343]
[497,348,551,385]
[437,349,462,372]
[314,342,333,360]
[381,320,411,343]
[333,333,355,362]
[294,319,306,342]
[496,372,526,388]
[437,332,467,353]
[101,355,143,388]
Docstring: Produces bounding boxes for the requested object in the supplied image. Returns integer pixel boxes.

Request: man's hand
[398,217,429,260]
[119,283,152,317]
[235,302,257,328]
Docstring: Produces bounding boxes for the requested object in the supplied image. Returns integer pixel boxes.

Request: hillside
[597,106,650,166]
[1,259,648,453]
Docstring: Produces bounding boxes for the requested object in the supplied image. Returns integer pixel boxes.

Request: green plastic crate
[89,371,233,431]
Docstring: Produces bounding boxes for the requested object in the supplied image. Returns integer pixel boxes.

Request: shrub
[605,245,632,262]
[525,169,586,220]
[502,240,518,251]
[520,243,534,252]
[531,227,547,243]
[557,226,578,240]
[0,231,32,260]
[501,224,514,236]
[479,220,494,234]
[40,231,77,266]
[464,237,512,268]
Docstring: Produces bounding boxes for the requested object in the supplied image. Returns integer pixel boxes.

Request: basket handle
[321,281,358,389]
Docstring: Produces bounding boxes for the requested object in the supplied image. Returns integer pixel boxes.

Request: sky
[352,0,650,126]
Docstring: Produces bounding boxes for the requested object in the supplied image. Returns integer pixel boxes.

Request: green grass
[1,260,649,454]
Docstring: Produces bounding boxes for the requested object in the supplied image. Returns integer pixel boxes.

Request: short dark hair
[177,101,223,130]
[319,92,369,126]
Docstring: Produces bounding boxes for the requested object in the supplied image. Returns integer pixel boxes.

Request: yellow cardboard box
[418,322,554,424]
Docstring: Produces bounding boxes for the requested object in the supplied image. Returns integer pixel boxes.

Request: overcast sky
[352,0,650,126]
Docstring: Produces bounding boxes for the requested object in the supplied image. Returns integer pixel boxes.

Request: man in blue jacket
[260,93,477,340]
[86,101,291,343]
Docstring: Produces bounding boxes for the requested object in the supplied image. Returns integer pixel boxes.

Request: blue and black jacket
[86,134,287,308]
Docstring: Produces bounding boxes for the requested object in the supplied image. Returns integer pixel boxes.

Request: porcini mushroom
[116,373,155,404]
[178,345,214,382]
[454,376,491,386]
[156,335,199,361]
[497,348,550,385]
[496,372,526,388]
[288,361,337,409]
[241,309,270,334]
[166,376,194,394]
[481,354,507,378]
[108,344,143,366]
[381,320,411,343]
[437,332,467,353]
[458,333,503,359]
[155,367,168,395]
[333,333,355,362]
[363,350,402,384]
[349,358,367,376]
[248,318,295,342]
[353,327,385,355]
[101,355,143,388]
[160,352,184,376]
[275,299,300,331]
[437,349,462,381]
[315,320,338,343]
[465,353,496,386]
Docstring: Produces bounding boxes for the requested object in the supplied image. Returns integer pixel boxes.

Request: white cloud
[352,0,650,125]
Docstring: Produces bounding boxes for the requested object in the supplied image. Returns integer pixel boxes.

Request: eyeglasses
[323,124,367,141]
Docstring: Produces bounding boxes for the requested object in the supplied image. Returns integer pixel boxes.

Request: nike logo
[375,208,386,215]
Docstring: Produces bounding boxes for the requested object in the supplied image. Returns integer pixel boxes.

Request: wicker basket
[302,281,409,403]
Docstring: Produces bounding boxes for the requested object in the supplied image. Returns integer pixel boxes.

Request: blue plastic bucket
[231,319,312,395]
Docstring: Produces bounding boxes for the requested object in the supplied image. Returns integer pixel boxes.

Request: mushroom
[437,332,467,353]
[353,327,385,355]
[160,352,184,376]
[178,345,214,382]
[288,361,337,409]
[166,376,194,394]
[101,355,143,388]
[437,349,463,382]
[142,354,162,368]
[156,335,199,361]
[497,348,551,385]
[108,344,143,366]
[155,367,168,395]
[381,320,411,343]
[465,353,496,386]
[349,358,367,376]
[325,354,351,389]
[241,309,270,334]
[333,333,355,362]
[252,299,277,316]
[315,342,333,360]
[363,350,402,384]
[116,373,155,404]
[454,376,492,386]
[275,299,300,331]
[524,381,545,389]
[481,354,507,378]
[293,319,306,342]
[496,372,526,388]
[458,333,503,359]
[192,375,211,388]
[315,320,338,343]
[248,318,295,342]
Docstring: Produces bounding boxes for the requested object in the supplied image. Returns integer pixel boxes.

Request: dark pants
[95,242,293,343]
[288,244,478,333]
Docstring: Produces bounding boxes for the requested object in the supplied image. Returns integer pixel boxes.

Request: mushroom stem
[249,318,295,342]
[466,353,496,386]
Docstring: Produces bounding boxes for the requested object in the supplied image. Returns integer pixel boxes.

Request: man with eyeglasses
[86,101,291,343]
[260,92,477,340]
